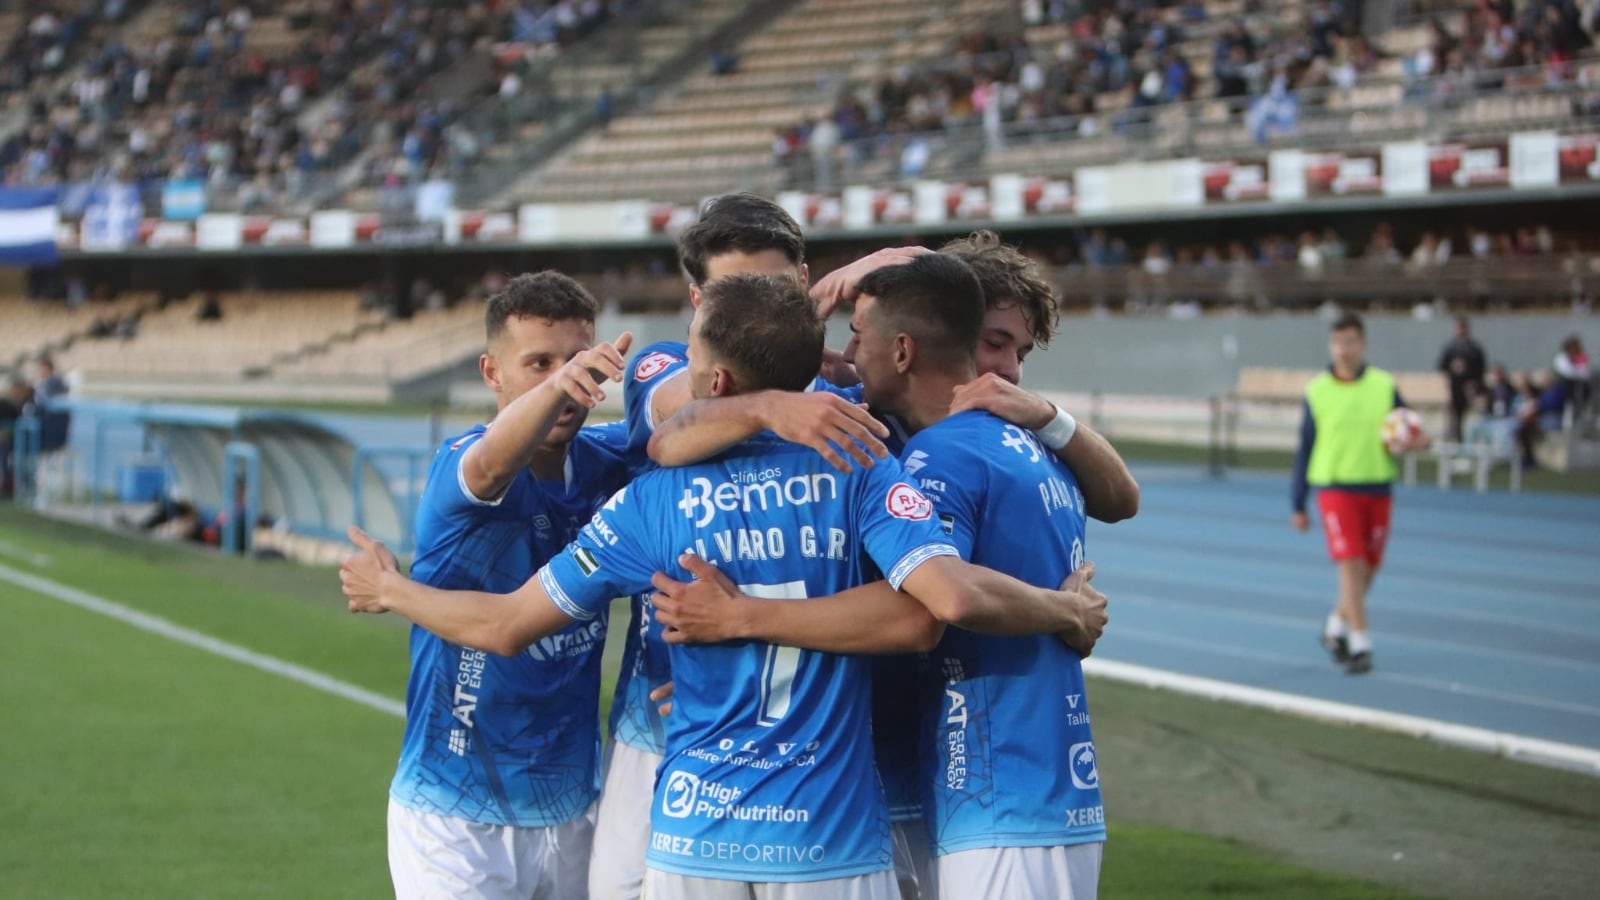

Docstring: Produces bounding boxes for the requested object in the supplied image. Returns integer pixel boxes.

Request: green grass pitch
[3,506,1595,899]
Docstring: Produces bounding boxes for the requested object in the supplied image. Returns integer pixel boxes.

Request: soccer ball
[1381,408,1427,453]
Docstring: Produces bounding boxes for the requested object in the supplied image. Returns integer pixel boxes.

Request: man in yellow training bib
[1290,313,1407,675]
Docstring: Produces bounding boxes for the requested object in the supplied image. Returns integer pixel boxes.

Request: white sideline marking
[1084,658,1600,776]
[0,561,404,719]
[6,561,1592,776]
[0,538,52,568]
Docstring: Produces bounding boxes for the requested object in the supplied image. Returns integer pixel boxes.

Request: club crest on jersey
[633,351,678,383]
[886,483,933,521]
[1069,741,1099,790]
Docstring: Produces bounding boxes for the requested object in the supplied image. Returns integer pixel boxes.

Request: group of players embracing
[340,193,1140,900]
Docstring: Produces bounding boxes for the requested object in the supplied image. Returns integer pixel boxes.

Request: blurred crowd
[775,0,1599,188]
[0,1,635,213]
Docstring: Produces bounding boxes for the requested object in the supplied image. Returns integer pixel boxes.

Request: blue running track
[1087,465,1600,750]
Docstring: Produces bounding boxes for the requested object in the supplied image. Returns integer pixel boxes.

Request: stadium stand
[1,1,642,215]
[508,0,1015,203]
[271,299,483,383]
[482,0,1596,202]
[370,0,751,211]
[0,289,153,371]
[51,290,383,379]
[0,2,151,123]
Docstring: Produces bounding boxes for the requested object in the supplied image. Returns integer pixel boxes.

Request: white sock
[1347,630,1372,655]
[1324,613,1347,640]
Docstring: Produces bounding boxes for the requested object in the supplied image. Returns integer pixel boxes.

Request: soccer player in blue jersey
[343,274,1107,900]
[652,254,1110,899]
[385,271,635,900]
[648,235,1135,898]
[596,192,890,900]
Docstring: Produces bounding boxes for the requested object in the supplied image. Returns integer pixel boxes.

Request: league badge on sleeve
[633,351,678,383]
[886,483,933,521]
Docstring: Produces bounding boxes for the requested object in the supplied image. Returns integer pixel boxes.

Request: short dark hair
[677,193,805,285]
[697,274,823,393]
[1331,312,1365,335]
[485,271,599,342]
[856,253,986,364]
[940,230,1060,348]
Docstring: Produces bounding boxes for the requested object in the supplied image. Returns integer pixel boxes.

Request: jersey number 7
[742,581,807,728]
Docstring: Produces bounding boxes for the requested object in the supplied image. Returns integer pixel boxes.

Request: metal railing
[1055,255,1592,311]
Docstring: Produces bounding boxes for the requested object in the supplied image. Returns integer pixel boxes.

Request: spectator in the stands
[1464,363,1517,459]
[1510,370,1546,467]
[1318,229,1348,270]
[1553,333,1594,415]
[1298,231,1325,277]
[1409,231,1452,271]
[197,290,224,322]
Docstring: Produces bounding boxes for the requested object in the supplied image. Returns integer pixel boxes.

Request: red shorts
[1316,490,1392,567]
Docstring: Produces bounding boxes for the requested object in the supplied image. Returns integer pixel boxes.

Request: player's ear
[688,282,703,308]
[893,333,915,375]
[479,353,501,393]
[797,262,810,288]
[710,364,736,398]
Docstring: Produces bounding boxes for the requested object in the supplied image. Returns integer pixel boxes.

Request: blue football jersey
[612,341,841,755]
[537,435,957,882]
[902,411,1105,855]
[391,422,631,827]
[822,382,923,821]
[611,340,693,754]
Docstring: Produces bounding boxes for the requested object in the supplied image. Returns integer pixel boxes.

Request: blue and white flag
[81,180,142,250]
[0,186,61,266]
[161,178,206,220]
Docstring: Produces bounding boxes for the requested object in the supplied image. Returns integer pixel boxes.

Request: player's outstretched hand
[1290,511,1310,533]
[341,525,399,614]
[556,331,634,409]
[652,553,750,644]
[950,373,1056,431]
[649,681,674,717]
[1055,561,1107,657]
[810,246,932,318]
[763,391,889,472]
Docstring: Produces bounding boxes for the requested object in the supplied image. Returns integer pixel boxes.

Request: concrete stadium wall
[431,310,1596,407]
[1017,311,1598,398]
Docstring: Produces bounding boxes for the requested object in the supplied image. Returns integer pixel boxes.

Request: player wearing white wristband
[647,232,1138,900]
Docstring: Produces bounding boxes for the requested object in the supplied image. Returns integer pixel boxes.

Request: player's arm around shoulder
[341,527,577,656]
[650,554,944,654]
[895,554,1106,654]
[648,389,889,472]
[950,373,1138,522]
